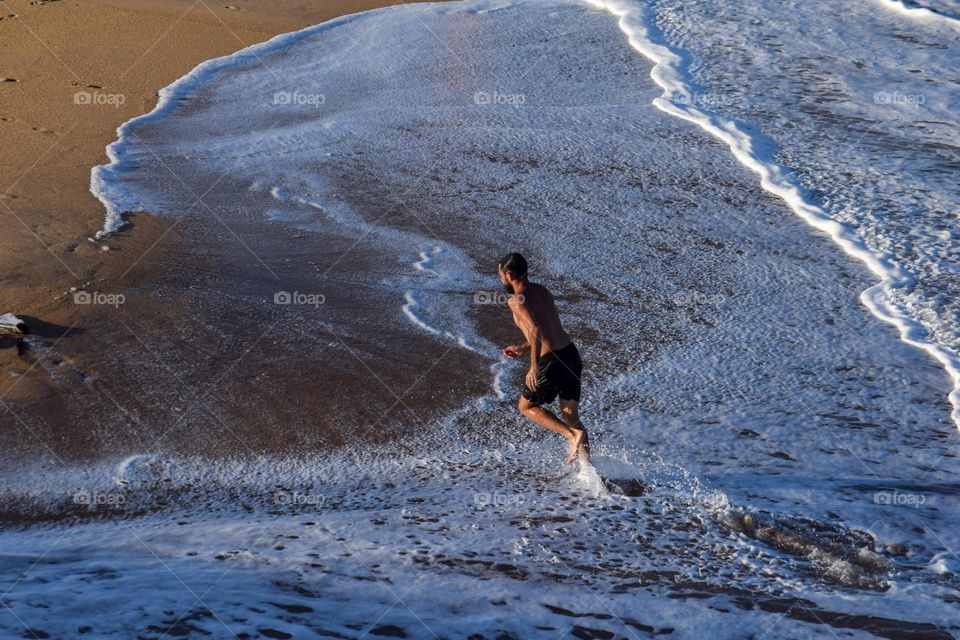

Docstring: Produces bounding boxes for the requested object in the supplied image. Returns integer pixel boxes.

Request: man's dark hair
[498,253,528,279]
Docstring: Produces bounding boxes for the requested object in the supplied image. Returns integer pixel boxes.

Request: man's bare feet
[566,429,586,464]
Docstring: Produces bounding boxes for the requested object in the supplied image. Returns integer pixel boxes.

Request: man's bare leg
[560,398,590,464]
[518,397,581,463]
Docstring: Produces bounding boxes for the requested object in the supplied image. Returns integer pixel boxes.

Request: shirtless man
[498,253,590,464]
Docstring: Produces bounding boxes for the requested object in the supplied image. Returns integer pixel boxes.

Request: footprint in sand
[0,14,19,21]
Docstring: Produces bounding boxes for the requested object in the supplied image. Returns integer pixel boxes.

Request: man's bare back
[509,282,571,358]
[497,253,589,465]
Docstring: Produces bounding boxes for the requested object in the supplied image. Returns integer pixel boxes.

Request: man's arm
[511,299,542,389]
[502,342,530,358]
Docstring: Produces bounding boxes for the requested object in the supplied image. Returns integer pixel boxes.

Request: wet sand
[0,0,473,469]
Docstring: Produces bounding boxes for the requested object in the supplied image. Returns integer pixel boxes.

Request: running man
[498,253,590,464]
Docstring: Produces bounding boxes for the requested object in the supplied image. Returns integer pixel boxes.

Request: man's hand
[502,344,529,358]
[525,366,539,391]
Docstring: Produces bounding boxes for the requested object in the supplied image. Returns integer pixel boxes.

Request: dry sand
[0,0,485,469]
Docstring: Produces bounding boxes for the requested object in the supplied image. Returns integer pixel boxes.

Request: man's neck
[512,279,529,295]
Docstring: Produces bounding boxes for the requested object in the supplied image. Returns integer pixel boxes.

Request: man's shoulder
[526,282,552,301]
[511,284,548,308]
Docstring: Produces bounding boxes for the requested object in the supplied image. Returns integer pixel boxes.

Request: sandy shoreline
[0,0,470,466]
[0,2,957,637]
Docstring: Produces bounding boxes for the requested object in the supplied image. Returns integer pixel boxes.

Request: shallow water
[3,0,959,637]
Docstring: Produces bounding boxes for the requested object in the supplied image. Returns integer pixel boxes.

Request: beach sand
[1,3,957,636]
[0,0,478,467]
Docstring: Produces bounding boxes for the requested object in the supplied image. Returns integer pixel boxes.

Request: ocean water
[876,0,960,22]
[2,0,959,638]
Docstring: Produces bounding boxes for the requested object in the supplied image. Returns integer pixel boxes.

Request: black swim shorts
[521,342,582,405]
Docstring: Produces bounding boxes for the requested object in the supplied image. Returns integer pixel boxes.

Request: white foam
[575,462,611,498]
[112,453,159,487]
[88,8,389,237]
[265,179,502,371]
[871,0,960,30]
[66,0,960,633]
[585,0,960,432]
[403,291,451,339]
[413,246,442,275]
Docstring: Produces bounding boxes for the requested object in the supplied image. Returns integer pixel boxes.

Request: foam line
[414,246,442,275]
[870,0,960,31]
[402,291,444,338]
[402,291,480,353]
[268,183,508,399]
[89,7,390,238]
[584,0,960,431]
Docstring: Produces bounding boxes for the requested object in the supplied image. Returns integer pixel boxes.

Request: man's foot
[566,429,586,464]
[577,437,591,465]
